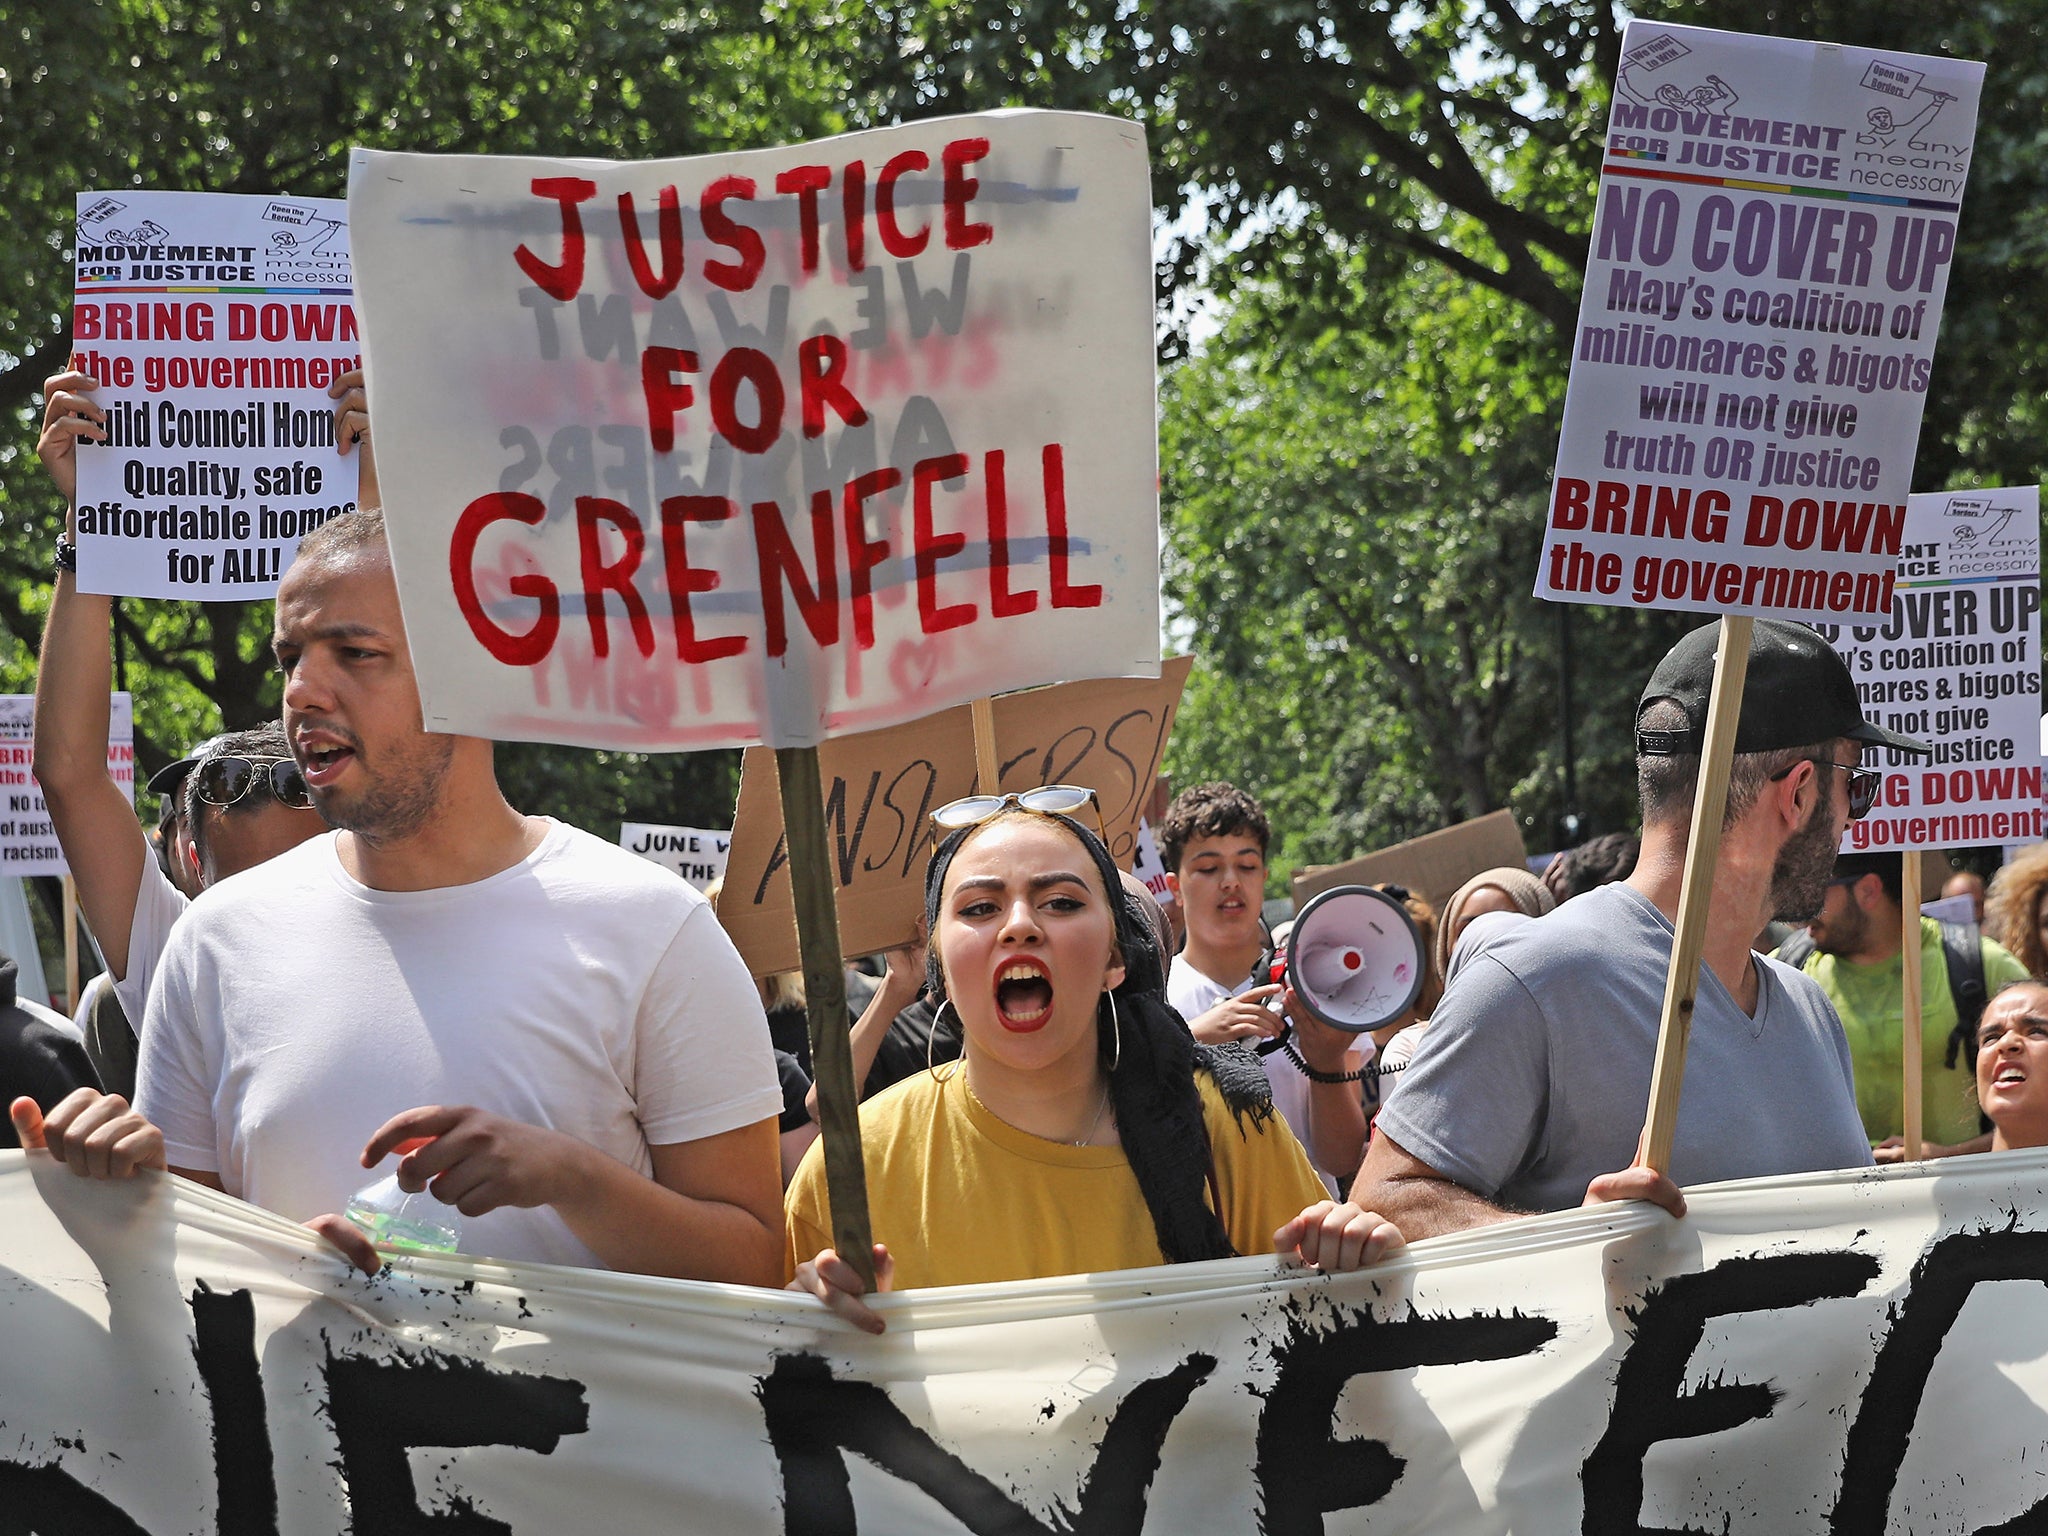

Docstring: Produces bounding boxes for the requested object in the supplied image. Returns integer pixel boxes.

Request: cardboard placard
[719,658,1190,975]
[1539,23,1984,623]
[70,191,361,598]
[1290,809,1528,914]
[347,112,1162,752]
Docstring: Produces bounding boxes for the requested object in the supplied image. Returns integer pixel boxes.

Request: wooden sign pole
[62,874,80,1016]
[1639,616,1755,1175]
[1900,855,1925,1160]
[970,697,1000,790]
[775,745,877,1290]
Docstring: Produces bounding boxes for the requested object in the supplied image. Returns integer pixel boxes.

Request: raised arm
[804,924,926,1120]
[31,372,158,978]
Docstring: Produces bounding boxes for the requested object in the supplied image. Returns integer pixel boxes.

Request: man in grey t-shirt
[1356,620,1930,1237]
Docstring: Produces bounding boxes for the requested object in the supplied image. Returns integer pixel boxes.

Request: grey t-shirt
[1376,882,1871,1212]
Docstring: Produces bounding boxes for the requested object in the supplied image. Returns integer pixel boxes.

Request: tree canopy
[1,0,2042,898]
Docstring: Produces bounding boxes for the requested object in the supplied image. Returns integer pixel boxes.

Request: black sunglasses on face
[1772,756,1881,819]
[194,755,315,811]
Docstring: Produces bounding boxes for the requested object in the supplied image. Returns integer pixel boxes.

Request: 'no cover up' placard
[348,112,1160,752]
[1540,24,1983,623]
[69,191,362,600]
[1816,486,2043,852]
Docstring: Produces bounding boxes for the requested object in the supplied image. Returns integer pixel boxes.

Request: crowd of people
[9,369,2048,1325]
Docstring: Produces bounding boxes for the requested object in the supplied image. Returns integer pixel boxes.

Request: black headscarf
[923,811,1274,1264]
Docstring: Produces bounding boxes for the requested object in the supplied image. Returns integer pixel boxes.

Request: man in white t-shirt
[1160,782,1369,1190]
[12,505,785,1283]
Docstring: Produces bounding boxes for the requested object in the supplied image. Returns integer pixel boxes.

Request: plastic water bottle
[343,1172,462,1254]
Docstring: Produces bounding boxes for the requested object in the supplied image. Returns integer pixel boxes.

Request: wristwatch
[54,534,77,574]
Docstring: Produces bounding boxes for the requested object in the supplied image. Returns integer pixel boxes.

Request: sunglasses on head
[1771,756,1881,819]
[194,755,315,812]
[929,784,1107,848]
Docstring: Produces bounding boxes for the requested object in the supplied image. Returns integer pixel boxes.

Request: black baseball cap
[146,734,226,798]
[1636,619,1930,758]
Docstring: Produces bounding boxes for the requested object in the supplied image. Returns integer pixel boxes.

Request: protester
[32,372,329,1098]
[1943,870,1987,924]
[1783,851,2024,1158]
[786,800,1403,1331]
[1986,844,2048,978]
[0,951,98,1149]
[1158,782,1369,1187]
[12,506,786,1283]
[1353,619,1925,1237]
[1432,866,1554,988]
[1542,831,1640,904]
[1976,980,2048,1151]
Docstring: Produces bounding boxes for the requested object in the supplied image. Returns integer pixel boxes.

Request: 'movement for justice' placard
[70,191,362,600]
[349,112,1160,752]
[1817,486,2044,851]
[1540,23,1983,622]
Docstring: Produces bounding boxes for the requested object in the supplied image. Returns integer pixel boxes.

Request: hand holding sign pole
[1639,617,1751,1175]
[777,747,876,1291]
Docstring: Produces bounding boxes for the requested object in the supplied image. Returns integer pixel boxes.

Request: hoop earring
[928,999,961,1082]
[1105,991,1122,1073]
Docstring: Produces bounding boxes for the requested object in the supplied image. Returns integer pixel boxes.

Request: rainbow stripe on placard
[1896,572,2036,589]
[1603,159,1962,213]
[73,282,350,296]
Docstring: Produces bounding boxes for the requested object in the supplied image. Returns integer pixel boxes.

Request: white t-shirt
[104,853,188,1025]
[1166,958,1367,1194]
[137,819,782,1269]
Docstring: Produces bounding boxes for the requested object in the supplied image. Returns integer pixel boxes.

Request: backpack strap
[1773,931,1817,970]
[1940,919,1989,1071]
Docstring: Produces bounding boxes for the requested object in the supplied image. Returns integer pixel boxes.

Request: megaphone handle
[1276,1036,1372,1085]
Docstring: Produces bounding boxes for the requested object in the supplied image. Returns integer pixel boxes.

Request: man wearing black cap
[1353,619,1932,1238]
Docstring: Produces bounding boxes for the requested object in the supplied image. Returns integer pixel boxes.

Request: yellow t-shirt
[783,1067,1329,1288]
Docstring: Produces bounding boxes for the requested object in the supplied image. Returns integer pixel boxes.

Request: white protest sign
[15,1153,2048,1531]
[1920,893,1978,923]
[1540,23,1983,622]
[1131,817,1173,905]
[0,694,132,876]
[1816,486,2043,853]
[347,112,1160,752]
[619,821,730,890]
[70,191,363,599]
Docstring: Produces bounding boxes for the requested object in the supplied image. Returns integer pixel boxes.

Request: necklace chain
[1074,1078,1113,1146]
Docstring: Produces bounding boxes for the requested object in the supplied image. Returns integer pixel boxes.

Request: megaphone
[1271,885,1425,1035]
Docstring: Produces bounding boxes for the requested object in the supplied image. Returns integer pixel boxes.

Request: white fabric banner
[1540,23,1984,623]
[0,693,132,877]
[69,190,362,599]
[11,1150,2048,1532]
[347,111,1160,752]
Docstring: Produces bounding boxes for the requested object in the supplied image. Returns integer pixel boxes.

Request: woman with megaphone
[784,788,1404,1333]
